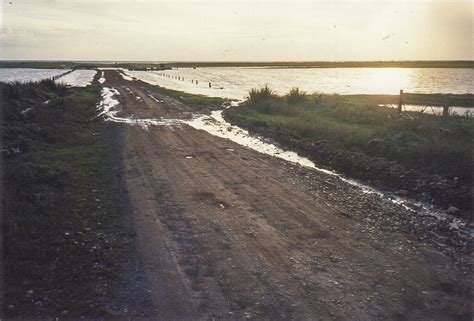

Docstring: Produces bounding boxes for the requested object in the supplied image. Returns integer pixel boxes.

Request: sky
[0,0,472,61]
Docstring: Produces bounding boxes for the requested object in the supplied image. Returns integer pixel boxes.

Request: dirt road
[102,70,471,320]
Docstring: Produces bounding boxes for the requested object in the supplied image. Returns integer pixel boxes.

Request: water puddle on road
[147,94,164,103]
[98,87,186,130]
[188,111,317,168]
[98,71,107,84]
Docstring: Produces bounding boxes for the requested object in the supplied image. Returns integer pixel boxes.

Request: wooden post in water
[398,89,403,113]
[443,95,450,118]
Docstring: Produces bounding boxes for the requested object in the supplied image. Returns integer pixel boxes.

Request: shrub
[287,87,307,104]
[248,86,276,104]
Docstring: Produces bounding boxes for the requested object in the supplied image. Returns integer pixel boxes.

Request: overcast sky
[0,0,472,61]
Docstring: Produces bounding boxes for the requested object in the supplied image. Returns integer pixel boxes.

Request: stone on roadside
[397,190,409,196]
[446,206,460,215]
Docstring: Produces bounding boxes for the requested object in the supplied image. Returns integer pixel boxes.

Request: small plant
[248,86,275,104]
[287,87,307,104]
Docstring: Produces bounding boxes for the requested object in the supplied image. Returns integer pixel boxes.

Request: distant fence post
[443,95,450,118]
[398,89,403,113]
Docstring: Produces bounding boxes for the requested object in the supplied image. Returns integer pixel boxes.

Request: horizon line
[1,59,473,63]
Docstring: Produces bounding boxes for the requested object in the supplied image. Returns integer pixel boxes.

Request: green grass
[1,77,129,317]
[230,88,473,182]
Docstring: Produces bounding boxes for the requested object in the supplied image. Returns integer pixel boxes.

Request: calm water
[0,68,69,83]
[125,67,474,100]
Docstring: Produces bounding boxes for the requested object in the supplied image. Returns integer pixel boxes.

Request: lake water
[0,68,69,83]
[125,67,474,100]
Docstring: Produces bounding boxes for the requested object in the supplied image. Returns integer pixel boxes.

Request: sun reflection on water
[354,68,412,95]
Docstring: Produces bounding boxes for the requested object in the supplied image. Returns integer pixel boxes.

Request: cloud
[1,0,472,60]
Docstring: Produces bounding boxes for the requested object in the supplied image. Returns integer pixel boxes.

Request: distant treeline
[1,60,473,69]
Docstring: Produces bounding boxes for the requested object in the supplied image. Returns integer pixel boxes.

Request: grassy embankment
[225,87,473,212]
[1,76,133,317]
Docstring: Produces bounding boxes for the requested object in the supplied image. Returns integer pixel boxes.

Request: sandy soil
[102,70,472,320]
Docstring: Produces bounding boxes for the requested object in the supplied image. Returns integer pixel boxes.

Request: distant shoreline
[167,61,474,69]
[0,60,473,69]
